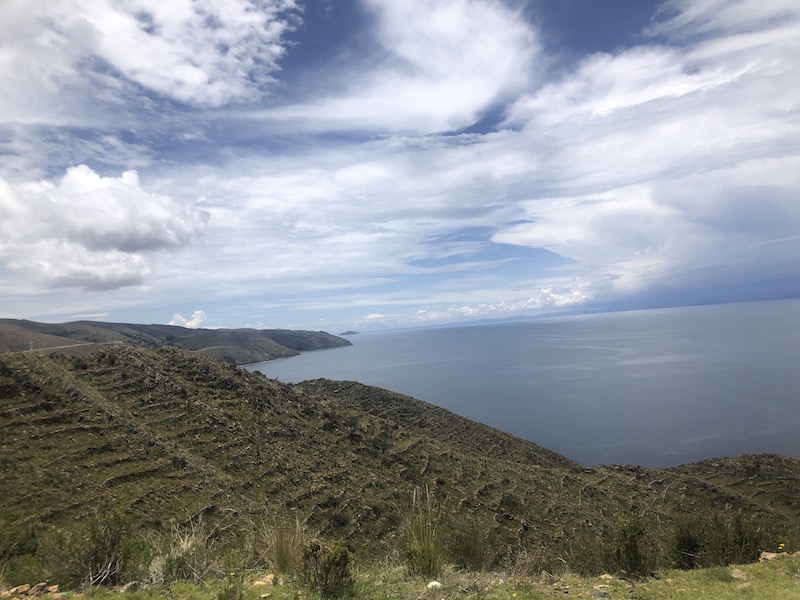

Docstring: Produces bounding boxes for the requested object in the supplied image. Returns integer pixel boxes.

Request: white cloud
[0,166,208,291]
[490,0,800,305]
[3,0,800,326]
[169,310,207,328]
[254,0,539,133]
[82,0,299,106]
[651,0,800,39]
[0,0,299,124]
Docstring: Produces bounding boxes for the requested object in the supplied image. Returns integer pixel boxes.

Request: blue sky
[1,0,799,331]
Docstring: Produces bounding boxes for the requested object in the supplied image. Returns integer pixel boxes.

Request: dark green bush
[608,517,656,578]
[38,512,151,589]
[446,518,495,572]
[302,539,353,598]
[671,517,702,569]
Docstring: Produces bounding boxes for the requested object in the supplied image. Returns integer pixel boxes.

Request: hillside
[2,345,799,568]
[0,319,350,364]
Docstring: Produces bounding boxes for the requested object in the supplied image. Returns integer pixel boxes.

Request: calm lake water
[246,300,800,468]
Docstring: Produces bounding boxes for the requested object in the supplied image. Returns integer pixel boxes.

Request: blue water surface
[246,300,800,467]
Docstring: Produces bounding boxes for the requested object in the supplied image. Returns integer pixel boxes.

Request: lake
[246,300,800,468]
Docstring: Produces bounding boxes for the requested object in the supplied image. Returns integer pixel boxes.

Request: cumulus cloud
[0,0,299,126]
[169,310,207,328]
[256,0,538,133]
[0,166,208,291]
[81,0,300,106]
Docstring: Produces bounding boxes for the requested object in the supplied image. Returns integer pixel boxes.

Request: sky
[1,0,799,332]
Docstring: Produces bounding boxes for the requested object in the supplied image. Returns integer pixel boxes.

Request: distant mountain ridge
[0,318,351,364]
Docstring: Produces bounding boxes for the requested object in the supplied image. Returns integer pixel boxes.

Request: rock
[9,585,30,596]
[30,583,49,596]
[598,574,614,580]
[259,594,272,599]
[730,568,747,580]
[45,587,59,595]
[426,581,443,589]
[1,591,11,598]
[759,551,779,561]
[591,584,609,598]
[253,574,275,587]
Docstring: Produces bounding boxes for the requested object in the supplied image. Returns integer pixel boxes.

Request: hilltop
[0,318,351,364]
[2,344,799,575]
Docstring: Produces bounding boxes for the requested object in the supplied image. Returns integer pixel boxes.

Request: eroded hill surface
[1,346,799,559]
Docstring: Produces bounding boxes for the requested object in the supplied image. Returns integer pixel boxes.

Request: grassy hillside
[0,319,350,364]
[2,345,799,577]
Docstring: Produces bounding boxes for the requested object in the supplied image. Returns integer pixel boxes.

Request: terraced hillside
[1,346,799,562]
[0,319,351,364]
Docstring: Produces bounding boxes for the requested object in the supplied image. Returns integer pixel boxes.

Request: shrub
[608,517,656,578]
[701,514,762,567]
[302,539,353,598]
[217,550,246,600]
[446,518,494,572]
[670,517,703,569]
[38,512,151,589]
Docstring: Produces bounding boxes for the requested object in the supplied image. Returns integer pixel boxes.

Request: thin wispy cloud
[0,0,798,328]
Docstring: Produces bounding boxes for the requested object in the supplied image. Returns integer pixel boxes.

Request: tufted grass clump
[258,517,305,579]
[153,517,219,583]
[403,487,449,578]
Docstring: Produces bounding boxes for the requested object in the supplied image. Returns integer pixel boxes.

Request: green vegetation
[3,553,800,599]
[403,487,448,577]
[1,344,800,597]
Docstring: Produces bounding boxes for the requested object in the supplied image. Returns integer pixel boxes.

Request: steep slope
[1,346,799,560]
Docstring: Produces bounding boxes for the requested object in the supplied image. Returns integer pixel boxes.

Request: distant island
[339,330,359,335]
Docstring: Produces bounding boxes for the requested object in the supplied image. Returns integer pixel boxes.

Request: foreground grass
[10,554,797,600]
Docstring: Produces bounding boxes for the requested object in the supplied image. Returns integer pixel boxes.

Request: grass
[11,553,797,599]
[403,487,449,577]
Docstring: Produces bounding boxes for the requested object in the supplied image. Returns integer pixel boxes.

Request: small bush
[670,517,703,569]
[608,517,656,578]
[446,518,495,572]
[38,512,151,589]
[701,514,762,567]
[302,539,353,598]
[216,575,246,600]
